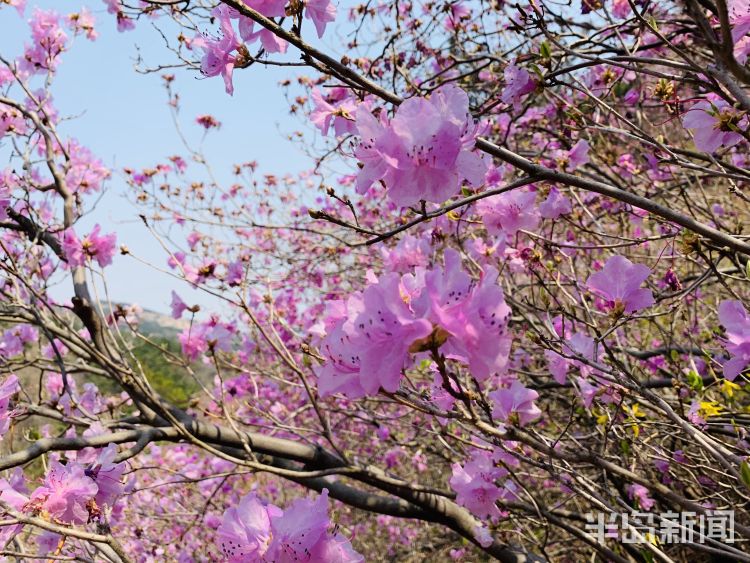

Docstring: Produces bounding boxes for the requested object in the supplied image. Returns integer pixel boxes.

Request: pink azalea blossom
[545,331,599,384]
[64,139,111,194]
[682,99,746,153]
[444,1,471,29]
[0,374,19,436]
[87,444,125,507]
[489,379,542,426]
[61,225,117,268]
[22,9,68,73]
[586,255,654,314]
[170,291,188,319]
[577,376,599,408]
[216,493,277,561]
[354,84,486,206]
[246,0,286,17]
[718,300,750,380]
[611,0,631,18]
[317,273,432,396]
[539,187,572,219]
[314,296,368,398]
[310,88,358,137]
[0,475,27,546]
[193,13,240,96]
[1,324,38,357]
[102,0,135,32]
[304,0,336,38]
[266,489,331,561]
[477,190,539,238]
[30,461,97,524]
[501,64,536,108]
[490,379,542,426]
[413,250,512,380]
[68,7,97,41]
[308,532,365,562]
[565,139,590,171]
[449,451,506,519]
[217,490,362,562]
[627,483,655,510]
[729,0,750,61]
[380,234,431,273]
[0,178,11,221]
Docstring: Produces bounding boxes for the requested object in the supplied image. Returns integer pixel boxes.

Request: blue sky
[0,1,327,313]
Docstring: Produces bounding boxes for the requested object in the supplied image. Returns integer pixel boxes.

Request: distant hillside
[137,308,190,338]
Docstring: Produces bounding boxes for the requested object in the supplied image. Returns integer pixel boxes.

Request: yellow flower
[722,379,740,399]
[699,401,724,418]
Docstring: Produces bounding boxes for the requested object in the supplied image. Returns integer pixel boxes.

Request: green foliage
[130,337,200,407]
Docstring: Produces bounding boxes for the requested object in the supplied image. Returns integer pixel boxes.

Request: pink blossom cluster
[193,0,335,95]
[315,249,511,397]
[0,444,125,526]
[354,84,487,207]
[216,489,363,562]
[61,224,117,268]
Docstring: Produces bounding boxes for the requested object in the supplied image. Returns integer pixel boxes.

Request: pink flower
[102,0,135,32]
[565,139,590,171]
[444,1,471,29]
[718,300,750,380]
[449,451,506,519]
[225,260,244,286]
[267,490,331,561]
[308,532,365,562]
[64,139,111,194]
[218,490,362,562]
[317,273,432,396]
[611,0,631,18]
[380,234,431,273]
[170,291,188,319]
[414,250,512,380]
[315,297,368,398]
[246,0,286,17]
[216,493,277,561]
[586,255,654,315]
[354,84,486,206]
[477,190,539,238]
[87,444,125,507]
[490,379,542,426]
[304,0,336,38]
[501,64,536,108]
[0,374,19,436]
[68,7,97,40]
[193,22,239,95]
[310,88,358,137]
[545,331,600,384]
[0,475,26,546]
[4,0,25,15]
[730,0,750,60]
[0,180,11,221]
[577,376,599,408]
[30,461,97,524]
[61,225,117,268]
[627,483,655,510]
[682,99,746,153]
[539,187,572,219]
[1,325,38,357]
[23,9,68,73]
